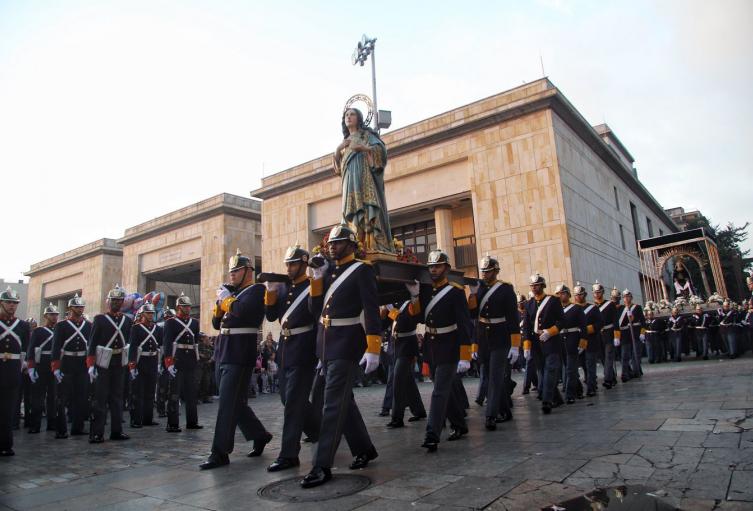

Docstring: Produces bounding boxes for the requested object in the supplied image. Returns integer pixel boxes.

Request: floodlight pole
[370,44,378,133]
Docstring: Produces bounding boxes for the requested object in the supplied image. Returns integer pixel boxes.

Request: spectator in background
[197,333,214,403]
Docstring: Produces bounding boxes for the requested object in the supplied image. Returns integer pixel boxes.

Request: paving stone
[727,470,753,502]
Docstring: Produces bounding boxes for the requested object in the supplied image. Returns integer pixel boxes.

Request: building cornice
[26,238,123,277]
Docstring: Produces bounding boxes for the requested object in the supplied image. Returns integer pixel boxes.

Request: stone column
[434,206,455,268]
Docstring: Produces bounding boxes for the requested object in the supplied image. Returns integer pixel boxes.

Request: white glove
[508,346,519,365]
[469,282,480,295]
[405,279,420,297]
[639,334,646,342]
[158,364,164,375]
[311,259,329,280]
[457,360,471,374]
[385,303,395,311]
[168,365,178,378]
[88,366,97,383]
[54,369,63,383]
[130,368,138,380]
[613,337,620,347]
[28,368,39,384]
[578,347,585,355]
[216,286,232,302]
[22,360,28,371]
[472,351,478,361]
[539,330,551,342]
[359,352,380,374]
[316,359,323,370]
[524,349,531,361]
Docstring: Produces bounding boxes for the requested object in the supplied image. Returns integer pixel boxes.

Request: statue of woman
[673,260,694,298]
[333,107,393,254]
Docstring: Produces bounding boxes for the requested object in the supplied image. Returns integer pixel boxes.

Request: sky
[1,0,751,282]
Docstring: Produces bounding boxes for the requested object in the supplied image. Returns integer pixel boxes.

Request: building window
[659,228,664,236]
[629,202,641,252]
[646,217,654,237]
[393,220,437,264]
[619,224,626,250]
[613,186,620,210]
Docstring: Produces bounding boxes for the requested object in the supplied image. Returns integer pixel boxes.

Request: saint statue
[673,260,694,298]
[333,107,393,255]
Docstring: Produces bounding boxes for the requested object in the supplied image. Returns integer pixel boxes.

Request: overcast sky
[1,0,751,282]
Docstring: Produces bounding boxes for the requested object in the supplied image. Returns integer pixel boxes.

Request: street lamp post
[352,35,390,132]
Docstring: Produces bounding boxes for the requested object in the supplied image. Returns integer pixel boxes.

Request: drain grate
[258,474,371,503]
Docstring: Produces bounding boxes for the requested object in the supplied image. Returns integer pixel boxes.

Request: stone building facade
[252,78,676,303]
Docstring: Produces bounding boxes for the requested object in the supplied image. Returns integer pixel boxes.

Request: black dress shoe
[55,432,69,439]
[474,398,484,406]
[28,428,40,434]
[144,421,159,426]
[186,424,203,430]
[586,391,596,397]
[495,411,513,423]
[110,432,130,440]
[602,382,612,389]
[302,435,318,443]
[267,457,300,472]
[166,426,182,433]
[407,414,426,422]
[130,422,143,429]
[0,449,14,456]
[386,419,404,428]
[621,376,630,383]
[89,435,104,444]
[199,455,229,470]
[566,398,575,405]
[349,446,378,469]
[447,426,468,441]
[70,429,88,436]
[301,466,332,488]
[248,432,273,457]
[421,438,438,452]
[542,402,552,414]
[485,417,496,431]
[378,409,390,417]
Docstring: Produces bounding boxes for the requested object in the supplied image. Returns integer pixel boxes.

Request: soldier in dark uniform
[300,225,381,488]
[523,274,564,414]
[572,283,602,397]
[0,287,30,456]
[617,289,645,380]
[555,284,587,404]
[155,306,175,418]
[519,294,538,394]
[718,300,738,358]
[468,255,520,430]
[164,292,201,432]
[385,299,426,428]
[644,308,665,364]
[667,307,686,362]
[196,333,214,403]
[690,305,711,360]
[593,282,619,389]
[51,294,90,438]
[88,285,132,443]
[264,245,320,472]
[200,249,272,470]
[408,249,473,453]
[127,303,162,428]
[26,303,59,433]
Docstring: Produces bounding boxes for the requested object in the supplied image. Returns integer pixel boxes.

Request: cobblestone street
[1,355,752,510]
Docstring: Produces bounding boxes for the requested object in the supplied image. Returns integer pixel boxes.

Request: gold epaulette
[450,282,464,290]
[355,258,373,266]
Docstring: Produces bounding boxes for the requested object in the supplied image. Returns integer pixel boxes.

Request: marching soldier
[26,303,59,433]
[409,249,473,452]
[523,274,564,414]
[617,290,645,380]
[519,294,538,395]
[718,300,738,358]
[155,306,175,418]
[127,303,162,428]
[384,299,427,428]
[592,282,619,389]
[0,287,30,456]
[555,284,587,404]
[644,308,666,364]
[88,284,132,443]
[468,255,520,430]
[51,294,91,438]
[573,283,602,397]
[164,292,201,432]
[263,245,320,472]
[200,249,271,470]
[300,225,381,487]
[690,305,711,360]
[667,307,686,362]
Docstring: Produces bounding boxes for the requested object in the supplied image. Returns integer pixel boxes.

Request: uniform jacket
[560,302,587,353]
[51,318,91,373]
[163,316,199,370]
[265,275,317,369]
[212,283,266,366]
[594,299,621,340]
[387,301,420,359]
[27,325,56,372]
[578,302,604,353]
[523,294,564,356]
[469,281,521,357]
[87,313,132,369]
[0,317,30,385]
[617,303,645,342]
[128,322,163,370]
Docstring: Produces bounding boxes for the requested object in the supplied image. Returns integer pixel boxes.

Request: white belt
[140,351,159,357]
[426,324,457,335]
[694,326,707,330]
[560,327,580,334]
[644,330,659,334]
[620,323,640,330]
[479,317,506,325]
[220,327,259,335]
[1,353,21,360]
[320,316,361,328]
[111,349,123,354]
[601,323,614,330]
[396,330,417,338]
[63,350,87,356]
[281,324,315,337]
[176,344,196,350]
[671,328,682,332]
[40,351,52,355]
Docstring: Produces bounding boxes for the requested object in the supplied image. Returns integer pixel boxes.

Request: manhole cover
[258,474,371,503]
[543,485,678,510]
